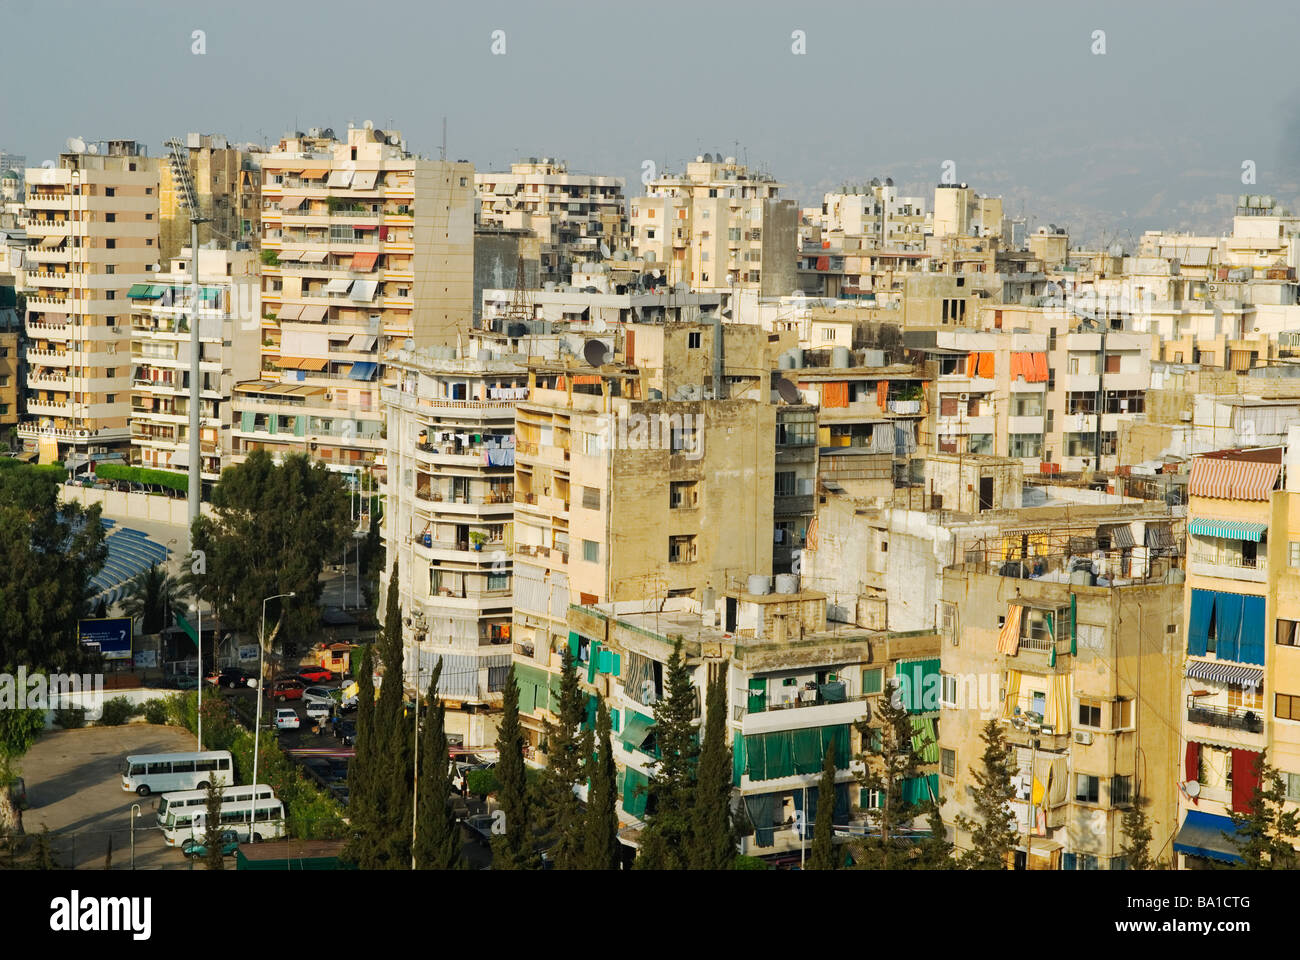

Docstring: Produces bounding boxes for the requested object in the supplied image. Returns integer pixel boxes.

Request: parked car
[270,678,305,702]
[330,718,356,746]
[181,829,240,859]
[301,686,336,707]
[304,699,333,723]
[274,708,300,730]
[207,668,256,689]
[298,665,333,684]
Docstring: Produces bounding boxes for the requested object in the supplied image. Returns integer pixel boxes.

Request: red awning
[1189,458,1280,501]
[350,252,379,271]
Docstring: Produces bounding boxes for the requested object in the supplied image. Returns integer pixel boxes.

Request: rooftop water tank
[774,573,800,594]
[832,346,852,368]
[747,574,772,595]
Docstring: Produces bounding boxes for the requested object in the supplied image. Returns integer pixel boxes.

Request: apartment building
[1173,446,1299,867]
[481,275,728,330]
[378,344,528,744]
[0,282,18,432]
[126,248,260,484]
[940,516,1186,869]
[510,321,779,742]
[159,133,262,260]
[932,183,1004,240]
[475,158,626,284]
[20,140,159,464]
[232,125,475,479]
[563,585,940,861]
[630,156,797,297]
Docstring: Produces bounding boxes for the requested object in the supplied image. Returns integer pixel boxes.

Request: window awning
[350,251,378,271]
[277,304,303,321]
[353,223,378,231]
[328,331,353,342]
[39,235,66,248]
[324,277,353,294]
[277,249,304,261]
[276,357,305,369]
[1097,523,1135,549]
[300,168,328,180]
[347,361,378,381]
[299,305,328,323]
[326,169,355,188]
[1187,518,1268,542]
[300,250,328,263]
[351,279,378,301]
[351,170,378,190]
[1189,457,1280,501]
[493,182,518,195]
[621,713,656,754]
[348,334,377,351]
[299,357,328,372]
[1173,811,1243,864]
[1145,524,1174,550]
[1185,659,1264,689]
[280,196,305,212]
[127,283,157,298]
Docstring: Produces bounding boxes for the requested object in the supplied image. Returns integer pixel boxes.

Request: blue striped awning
[1185,658,1263,688]
[1186,517,1268,542]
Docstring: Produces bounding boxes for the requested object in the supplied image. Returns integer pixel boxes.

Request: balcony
[1190,553,1268,584]
[1186,702,1264,734]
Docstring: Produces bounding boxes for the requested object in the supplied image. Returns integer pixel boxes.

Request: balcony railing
[736,689,875,718]
[1186,703,1264,733]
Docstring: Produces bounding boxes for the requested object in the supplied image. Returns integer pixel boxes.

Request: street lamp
[409,611,427,870]
[130,803,141,870]
[251,591,295,841]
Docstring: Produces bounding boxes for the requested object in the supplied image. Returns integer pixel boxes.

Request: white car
[304,700,334,722]
[274,708,300,730]
[302,687,336,707]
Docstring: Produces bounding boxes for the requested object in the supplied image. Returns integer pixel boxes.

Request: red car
[298,665,334,684]
[270,678,305,702]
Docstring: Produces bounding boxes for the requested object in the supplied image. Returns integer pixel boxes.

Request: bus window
[217,758,231,771]
[172,760,195,773]
[147,762,171,775]
[130,763,146,776]
[196,759,216,772]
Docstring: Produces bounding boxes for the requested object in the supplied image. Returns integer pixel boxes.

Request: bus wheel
[196,781,209,790]
[253,833,263,842]
[136,785,151,797]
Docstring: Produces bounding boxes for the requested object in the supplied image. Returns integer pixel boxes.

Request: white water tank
[747,574,771,595]
[774,573,800,594]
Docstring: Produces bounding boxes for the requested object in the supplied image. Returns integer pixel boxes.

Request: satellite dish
[651,269,661,279]
[583,339,612,367]
[1184,780,1200,798]
[599,242,611,259]
[66,137,86,154]
[322,128,336,140]
[87,143,99,155]
[388,133,401,145]
[776,377,800,404]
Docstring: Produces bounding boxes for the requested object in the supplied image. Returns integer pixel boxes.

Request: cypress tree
[956,718,1018,870]
[202,780,225,871]
[1120,792,1154,870]
[691,662,735,870]
[372,563,410,868]
[806,739,838,870]
[1229,751,1299,869]
[850,683,921,869]
[344,643,377,867]
[492,663,538,869]
[635,639,698,870]
[536,647,591,868]
[580,695,620,870]
[414,661,460,869]
[916,799,955,868]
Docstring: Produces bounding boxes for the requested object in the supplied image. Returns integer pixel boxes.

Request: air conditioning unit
[1073,731,1093,745]
[959,393,969,402]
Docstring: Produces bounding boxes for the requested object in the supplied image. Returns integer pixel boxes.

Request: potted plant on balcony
[469,531,487,552]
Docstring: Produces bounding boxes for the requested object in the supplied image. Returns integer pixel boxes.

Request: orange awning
[301,168,328,180]
[822,381,849,408]
[276,357,305,369]
[299,357,328,372]
[350,252,379,271]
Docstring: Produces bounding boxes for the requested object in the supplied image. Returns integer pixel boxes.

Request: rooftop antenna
[440,117,447,162]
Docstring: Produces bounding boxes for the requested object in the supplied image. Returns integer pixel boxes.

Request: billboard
[78,618,133,661]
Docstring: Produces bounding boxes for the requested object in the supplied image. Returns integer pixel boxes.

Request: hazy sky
[5,0,1300,245]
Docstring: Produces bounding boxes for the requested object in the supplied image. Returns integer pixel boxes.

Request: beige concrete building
[126,248,260,484]
[232,125,475,479]
[0,282,18,433]
[159,133,262,260]
[20,140,159,464]
[630,156,797,297]
[933,183,1003,240]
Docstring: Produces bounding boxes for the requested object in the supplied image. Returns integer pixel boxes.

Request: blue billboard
[78,618,133,661]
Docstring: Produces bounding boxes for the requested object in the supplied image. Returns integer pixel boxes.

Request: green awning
[622,767,650,819]
[896,658,940,714]
[911,716,939,764]
[622,712,656,755]
[1187,517,1268,542]
[127,282,155,298]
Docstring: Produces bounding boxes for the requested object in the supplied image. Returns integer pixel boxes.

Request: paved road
[20,724,198,870]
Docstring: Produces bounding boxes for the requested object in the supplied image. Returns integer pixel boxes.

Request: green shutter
[587,641,601,682]
[294,415,306,437]
[611,709,620,733]
[612,653,621,677]
[792,728,823,775]
[861,668,882,695]
[746,733,767,781]
[568,631,580,662]
[733,733,747,786]
[898,658,940,714]
[910,716,939,764]
[241,411,255,433]
[747,677,767,714]
[622,767,649,818]
[1070,594,1078,656]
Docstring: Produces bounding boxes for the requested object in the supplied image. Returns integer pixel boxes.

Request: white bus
[164,796,288,847]
[121,751,234,796]
[156,784,276,831]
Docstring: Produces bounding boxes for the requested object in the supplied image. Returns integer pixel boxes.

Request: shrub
[99,697,136,726]
[142,700,168,726]
[467,768,499,799]
[733,854,770,870]
[54,707,86,729]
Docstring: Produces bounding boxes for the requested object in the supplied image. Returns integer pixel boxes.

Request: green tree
[0,461,106,672]
[636,639,698,870]
[0,709,44,837]
[414,661,460,869]
[187,450,350,645]
[374,564,412,868]
[581,695,619,870]
[1120,792,1155,870]
[850,685,921,869]
[916,800,955,868]
[807,739,838,870]
[956,718,1018,870]
[202,780,225,870]
[1230,751,1300,869]
[120,563,189,636]
[492,663,538,869]
[536,647,591,869]
[691,662,735,870]
[344,644,377,866]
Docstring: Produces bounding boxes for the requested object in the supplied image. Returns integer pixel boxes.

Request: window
[581,485,600,510]
[1010,393,1043,417]
[1008,434,1042,458]
[105,187,115,197]
[775,471,796,497]
[1075,774,1100,804]
[941,674,957,707]
[669,535,697,563]
[487,572,510,591]
[1277,693,1300,721]
[582,540,599,564]
[1278,619,1299,646]
[1112,698,1133,729]
[687,331,702,349]
[669,480,698,509]
[940,396,958,417]
[1285,773,1300,802]
[1078,700,1103,728]
[669,424,698,454]
[1105,354,1121,374]
[172,760,195,774]
[1110,775,1132,807]
[105,213,116,223]
[1228,685,1263,710]
[579,431,603,456]
[106,239,115,248]
[940,748,956,778]
[861,668,883,695]
[1290,542,1300,568]
[105,264,115,275]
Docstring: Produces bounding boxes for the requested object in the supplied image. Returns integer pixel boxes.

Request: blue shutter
[1240,595,1266,665]
[1214,592,1244,662]
[1062,852,1076,871]
[1187,590,1211,657]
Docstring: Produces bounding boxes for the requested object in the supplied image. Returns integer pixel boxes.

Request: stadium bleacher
[87,526,172,608]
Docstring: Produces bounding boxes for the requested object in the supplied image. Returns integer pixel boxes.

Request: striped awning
[1098,523,1135,548]
[1187,518,1268,542]
[1189,457,1280,500]
[1185,659,1263,688]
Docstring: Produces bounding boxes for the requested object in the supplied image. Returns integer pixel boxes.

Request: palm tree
[120,564,190,635]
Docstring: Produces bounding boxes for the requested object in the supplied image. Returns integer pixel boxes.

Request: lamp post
[251,591,295,841]
[409,611,427,870]
[130,803,141,869]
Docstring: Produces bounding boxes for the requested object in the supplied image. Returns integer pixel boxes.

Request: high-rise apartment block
[159,133,262,260]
